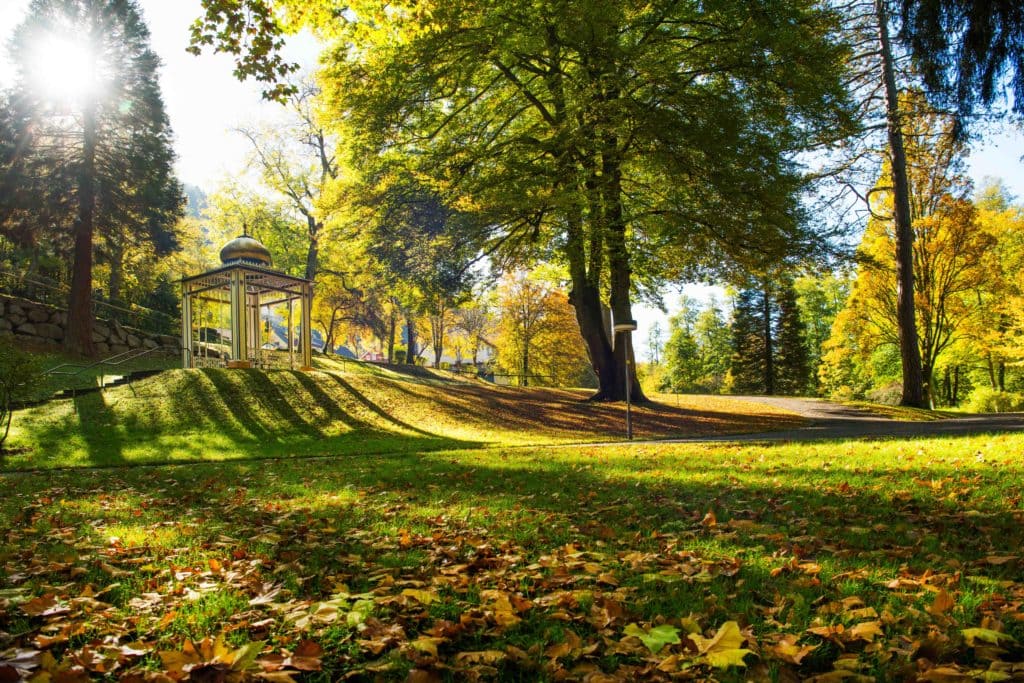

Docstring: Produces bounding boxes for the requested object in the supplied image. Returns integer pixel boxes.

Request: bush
[964,387,1024,413]
[866,381,903,406]
[0,338,42,449]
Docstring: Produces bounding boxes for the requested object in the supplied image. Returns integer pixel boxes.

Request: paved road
[673,396,1024,443]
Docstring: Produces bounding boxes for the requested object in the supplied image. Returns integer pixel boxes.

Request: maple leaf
[623,623,681,654]
[688,621,753,669]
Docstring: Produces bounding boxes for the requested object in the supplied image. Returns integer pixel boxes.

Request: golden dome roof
[219,235,273,267]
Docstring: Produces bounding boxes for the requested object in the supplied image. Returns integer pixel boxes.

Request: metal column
[180,282,192,368]
[301,282,312,369]
[229,269,247,363]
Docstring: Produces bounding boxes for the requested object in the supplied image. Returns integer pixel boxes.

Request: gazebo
[180,235,312,370]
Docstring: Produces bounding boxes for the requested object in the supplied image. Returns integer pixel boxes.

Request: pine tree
[7,0,182,355]
[775,279,811,395]
[730,288,770,394]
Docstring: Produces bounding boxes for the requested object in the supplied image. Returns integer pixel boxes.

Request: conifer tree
[7,0,182,355]
[730,288,770,394]
[775,279,811,395]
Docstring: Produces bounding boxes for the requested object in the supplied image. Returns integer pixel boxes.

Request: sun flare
[27,34,103,103]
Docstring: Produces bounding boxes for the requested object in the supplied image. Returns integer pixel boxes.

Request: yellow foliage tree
[495,272,593,388]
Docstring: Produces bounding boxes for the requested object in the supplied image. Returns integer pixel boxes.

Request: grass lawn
[3,369,1021,681]
[5,368,801,471]
[2,431,1024,680]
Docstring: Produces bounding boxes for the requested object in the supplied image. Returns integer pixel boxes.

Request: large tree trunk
[876,0,926,407]
[65,103,97,357]
[602,138,646,403]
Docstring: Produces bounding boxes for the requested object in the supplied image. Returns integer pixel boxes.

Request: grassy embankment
[6,359,801,471]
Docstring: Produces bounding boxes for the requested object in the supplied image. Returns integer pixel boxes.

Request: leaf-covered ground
[6,369,800,470]
[2,434,1024,681]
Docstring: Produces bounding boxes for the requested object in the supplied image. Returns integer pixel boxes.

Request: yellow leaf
[847,621,883,642]
[410,637,444,658]
[769,639,817,665]
[454,650,505,666]
[705,648,753,669]
[689,620,744,654]
[962,628,1016,646]
[401,589,437,605]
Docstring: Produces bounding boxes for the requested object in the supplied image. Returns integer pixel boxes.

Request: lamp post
[613,320,638,440]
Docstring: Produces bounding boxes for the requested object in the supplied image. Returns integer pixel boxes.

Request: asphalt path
[668,396,1024,443]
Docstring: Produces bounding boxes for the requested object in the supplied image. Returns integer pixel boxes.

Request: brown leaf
[406,669,443,683]
[928,589,956,616]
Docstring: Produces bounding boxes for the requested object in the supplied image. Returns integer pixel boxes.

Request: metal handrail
[0,266,180,333]
[43,345,179,379]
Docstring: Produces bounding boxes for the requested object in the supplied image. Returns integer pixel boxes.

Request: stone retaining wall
[0,294,180,355]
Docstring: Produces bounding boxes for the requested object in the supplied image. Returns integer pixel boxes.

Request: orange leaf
[928,589,956,616]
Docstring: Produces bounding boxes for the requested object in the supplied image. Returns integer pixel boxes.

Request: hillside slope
[7,366,802,470]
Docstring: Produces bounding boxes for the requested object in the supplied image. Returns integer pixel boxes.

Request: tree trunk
[600,135,645,403]
[943,366,951,405]
[65,102,97,357]
[998,361,1006,391]
[405,315,417,364]
[387,306,396,363]
[522,344,529,387]
[876,0,925,407]
[952,365,960,405]
[432,311,444,367]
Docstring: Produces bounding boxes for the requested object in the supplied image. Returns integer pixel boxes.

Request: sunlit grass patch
[2,431,1024,679]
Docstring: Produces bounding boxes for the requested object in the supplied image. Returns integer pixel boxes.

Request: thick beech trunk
[876,0,926,407]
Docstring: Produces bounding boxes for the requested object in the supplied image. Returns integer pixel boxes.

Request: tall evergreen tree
[7,0,182,355]
[730,288,770,394]
[899,0,1024,130]
[775,279,811,395]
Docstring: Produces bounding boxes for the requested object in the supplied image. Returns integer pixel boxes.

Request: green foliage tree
[6,0,182,355]
[794,273,851,391]
[693,299,733,393]
[190,0,857,402]
[663,306,701,394]
[0,338,41,449]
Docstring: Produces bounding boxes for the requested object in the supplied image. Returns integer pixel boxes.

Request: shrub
[964,387,1024,413]
[866,381,903,406]
[0,338,42,449]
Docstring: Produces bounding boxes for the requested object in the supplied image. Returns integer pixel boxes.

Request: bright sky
[1,1,1023,351]
[0,0,319,188]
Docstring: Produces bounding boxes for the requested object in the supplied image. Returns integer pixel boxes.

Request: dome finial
[219,234,272,267]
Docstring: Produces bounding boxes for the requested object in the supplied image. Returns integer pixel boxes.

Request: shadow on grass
[6,368,481,471]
